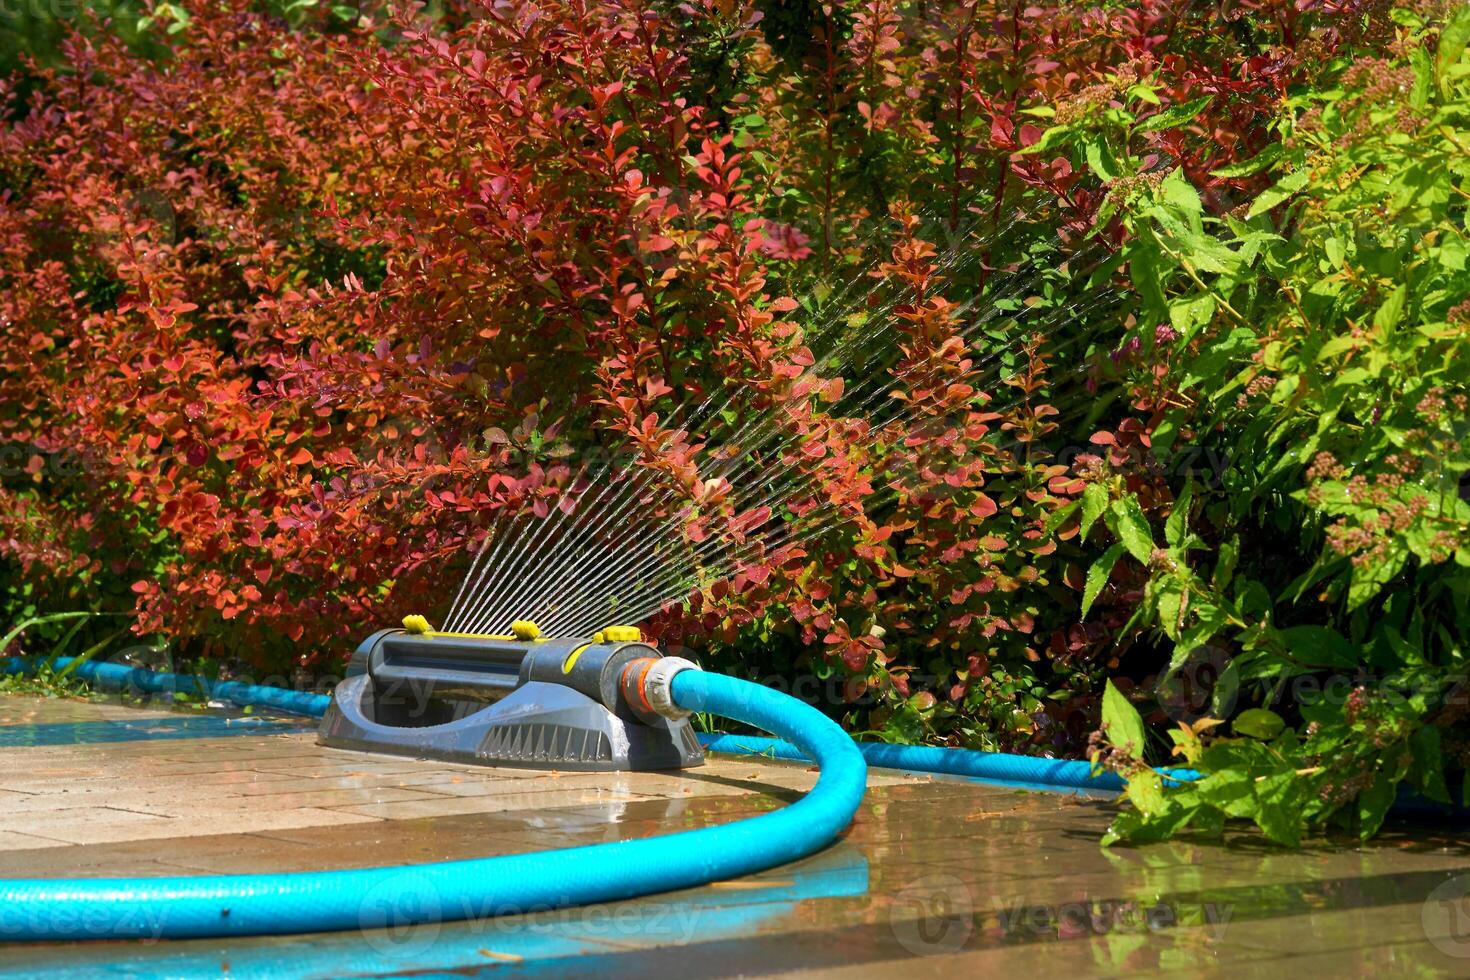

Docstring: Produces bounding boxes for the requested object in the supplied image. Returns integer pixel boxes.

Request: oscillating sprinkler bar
[317,616,705,771]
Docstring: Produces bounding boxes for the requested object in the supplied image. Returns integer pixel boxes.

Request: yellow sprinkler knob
[599,625,643,643]
[402,615,435,635]
[510,620,543,641]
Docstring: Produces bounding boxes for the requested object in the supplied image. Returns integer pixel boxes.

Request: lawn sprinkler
[317,616,705,771]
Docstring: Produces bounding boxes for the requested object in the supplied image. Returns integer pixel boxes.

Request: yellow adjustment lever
[402,614,435,635]
[510,620,543,641]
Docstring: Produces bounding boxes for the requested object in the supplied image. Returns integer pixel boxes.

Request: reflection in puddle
[0,716,304,747]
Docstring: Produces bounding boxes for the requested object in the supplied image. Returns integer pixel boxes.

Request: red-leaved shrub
[0,0,1382,747]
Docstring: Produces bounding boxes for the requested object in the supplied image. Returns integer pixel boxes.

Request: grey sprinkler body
[318,618,704,771]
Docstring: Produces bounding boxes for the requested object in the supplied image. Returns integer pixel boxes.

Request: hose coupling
[621,656,700,722]
[645,657,700,720]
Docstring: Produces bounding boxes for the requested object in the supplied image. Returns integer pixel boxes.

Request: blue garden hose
[1,656,330,719]
[0,665,867,941]
[699,732,1167,792]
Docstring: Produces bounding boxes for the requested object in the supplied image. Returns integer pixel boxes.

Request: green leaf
[1438,235,1468,272]
[1348,545,1408,611]
[1135,96,1212,133]
[1316,335,1359,361]
[1212,536,1239,589]
[1372,285,1407,332]
[1181,327,1255,389]
[1255,771,1304,847]
[1411,45,1434,109]
[1277,625,1357,669]
[41,616,89,671]
[1100,808,1142,846]
[1247,169,1309,218]
[1102,679,1147,760]
[1014,124,1075,155]
[1151,415,1177,453]
[1232,708,1286,740]
[1102,797,1201,845]
[1109,495,1155,564]
[1197,769,1255,818]
[1128,241,1169,314]
[1409,726,1450,804]
[0,612,92,658]
[1438,5,1470,90]
[1167,292,1216,339]
[55,626,130,680]
[1212,660,1242,718]
[1209,144,1283,179]
[1159,169,1204,218]
[1125,769,1166,817]
[1126,83,1162,106]
[1083,543,1127,618]
[1084,139,1117,182]
[1164,483,1192,549]
[1042,499,1081,536]
[1358,773,1396,839]
[1324,235,1346,268]
[1145,204,1241,274]
[1080,481,1110,540]
[1155,578,1185,640]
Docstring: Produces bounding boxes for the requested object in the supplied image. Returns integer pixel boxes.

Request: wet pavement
[1,694,1468,977]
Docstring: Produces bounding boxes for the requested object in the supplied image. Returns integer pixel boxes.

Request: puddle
[0,714,308,747]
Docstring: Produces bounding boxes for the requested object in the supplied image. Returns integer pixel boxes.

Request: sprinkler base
[317,625,704,772]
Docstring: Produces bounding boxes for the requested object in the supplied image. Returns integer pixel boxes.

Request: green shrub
[1081,6,1470,843]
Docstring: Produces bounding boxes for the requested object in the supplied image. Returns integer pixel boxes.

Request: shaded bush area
[0,0,1464,841]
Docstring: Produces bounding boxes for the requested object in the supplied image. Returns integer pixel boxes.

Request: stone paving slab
[0,696,916,854]
[1,694,1468,977]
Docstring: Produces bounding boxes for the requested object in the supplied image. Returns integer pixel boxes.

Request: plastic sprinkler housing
[318,617,704,771]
